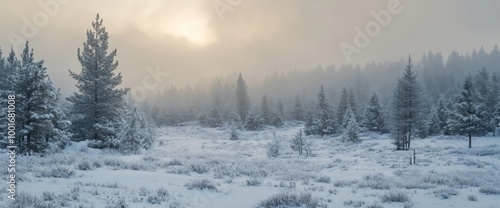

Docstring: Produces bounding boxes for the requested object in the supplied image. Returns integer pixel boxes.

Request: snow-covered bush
[379,191,410,203]
[105,197,129,208]
[266,133,281,158]
[344,199,365,208]
[146,188,169,205]
[246,177,262,186]
[230,124,239,140]
[185,179,219,191]
[290,129,306,155]
[189,162,210,174]
[245,114,264,130]
[36,166,75,178]
[256,192,322,208]
[467,194,478,201]
[358,174,392,190]
[433,188,459,199]
[117,107,156,154]
[8,192,47,208]
[315,176,331,184]
[76,160,94,171]
[479,187,500,195]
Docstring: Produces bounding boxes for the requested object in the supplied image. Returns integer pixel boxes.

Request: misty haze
[1,1,500,208]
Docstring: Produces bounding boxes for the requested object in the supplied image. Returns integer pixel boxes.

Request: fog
[1,0,499,99]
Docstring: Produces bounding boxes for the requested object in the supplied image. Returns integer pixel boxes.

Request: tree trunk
[468,131,472,148]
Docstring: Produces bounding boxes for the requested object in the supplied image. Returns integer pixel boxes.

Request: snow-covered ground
[3,122,500,208]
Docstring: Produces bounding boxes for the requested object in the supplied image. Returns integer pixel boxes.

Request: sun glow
[162,16,214,47]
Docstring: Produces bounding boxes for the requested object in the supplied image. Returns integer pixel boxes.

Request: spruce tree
[291,95,304,121]
[316,85,336,136]
[276,99,285,119]
[260,95,271,125]
[363,92,385,132]
[392,56,424,150]
[236,73,250,122]
[447,76,485,148]
[67,14,128,147]
[342,110,360,143]
[337,88,349,125]
[15,42,68,153]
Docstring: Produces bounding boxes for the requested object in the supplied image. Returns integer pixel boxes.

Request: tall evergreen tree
[260,95,271,125]
[15,42,68,153]
[337,88,349,125]
[363,92,385,132]
[291,95,304,121]
[342,109,360,143]
[308,85,336,136]
[276,99,285,119]
[426,97,451,135]
[67,14,128,147]
[447,76,485,148]
[348,88,358,119]
[235,73,250,122]
[392,56,424,150]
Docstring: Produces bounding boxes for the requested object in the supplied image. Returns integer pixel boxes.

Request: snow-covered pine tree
[425,97,452,135]
[276,99,285,119]
[15,42,65,153]
[337,88,349,125]
[474,68,494,132]
[342,105,354,130]
[348,88,358,119]
[67,14,128,148]
[391,56,424,150]
[491,73,500,135]
[291,95,304,121]
[118,106,155,154]
[363,92,385,132]
[0,47,21,149]
[260,95,271,125]
[304,114,318,136]
[236,73,250,122]
[447,75,486,148]
[342,110,360,143]
[0,48,6,91]
[0,48,7,148]
[316,85,336,136]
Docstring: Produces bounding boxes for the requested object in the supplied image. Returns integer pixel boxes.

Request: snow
[3,122,500,207]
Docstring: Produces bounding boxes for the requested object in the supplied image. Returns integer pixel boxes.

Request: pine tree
[316,85,336,136]
[67,14,128,147]
[447,76,485,148]
[118,106,155,154]
[363,92,385,132]
[15,42,67,153]
[491,73,500,135]
[276,99,285,119]
[342,110,360,143]
[337,88,349,125]
[342,106,354,130]
[291,95,304,121]
[348,88,358,119]
[236,73,250,122]
[392,56,424,150]
[260,95,271,125]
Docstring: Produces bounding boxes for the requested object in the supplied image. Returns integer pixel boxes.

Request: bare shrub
[433,188,458,199]
[380,191,410,203]
[479,187,500,195]
[256,192,322,208]
[185,179,218,191]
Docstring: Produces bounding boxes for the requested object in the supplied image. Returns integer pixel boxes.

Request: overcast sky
[1,0,499,96]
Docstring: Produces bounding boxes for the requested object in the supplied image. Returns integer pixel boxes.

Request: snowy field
[3,122,500,208]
